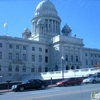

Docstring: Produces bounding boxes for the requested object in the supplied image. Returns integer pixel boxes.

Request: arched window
[45,67,48,72]
[38,66,42,72]
[71,66,74,70]
[8,65,12,72]
[66,66,69,70]
[15,65,19,72]
[76,66,80,69]
[22,65,26,72]
[55,65,58,71]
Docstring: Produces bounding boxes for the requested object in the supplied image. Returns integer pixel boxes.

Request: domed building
[0,0,100,82]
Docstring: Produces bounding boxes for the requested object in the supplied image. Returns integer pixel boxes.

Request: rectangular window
[32,47,35,51]
[91,54,93,57]
[9,44,12,49]
[45,56,48,63]
[39,55,42,62]
[0,52,2,59]
[16,45,19,49]
[71,55,73,61]
[85,53,87,56]
[16,53,19,61]
[66,55,68,61]
[95,54,97,57]
[9,53,12,60]
[32,55,35,61]
[45,49,48,53]
[0,43,2,48]
[39,47,42,52]
[86,59,88,65]
[91,60,93,65]
[76,56,78,62]
[23,54,26,61]
[23,46,26,50]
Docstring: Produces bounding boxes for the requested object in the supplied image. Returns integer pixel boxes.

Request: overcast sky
[0,0,100,49]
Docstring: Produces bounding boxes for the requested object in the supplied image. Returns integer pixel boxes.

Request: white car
[83,76,100,84]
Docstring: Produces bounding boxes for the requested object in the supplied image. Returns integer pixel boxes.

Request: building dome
[34,0,58,17]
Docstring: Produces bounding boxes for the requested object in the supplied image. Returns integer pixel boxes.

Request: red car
[56,78,82,87]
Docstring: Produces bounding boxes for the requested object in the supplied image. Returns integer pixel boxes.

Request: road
[0,84,100,100]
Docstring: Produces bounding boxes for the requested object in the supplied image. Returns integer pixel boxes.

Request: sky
[0,0,100,49]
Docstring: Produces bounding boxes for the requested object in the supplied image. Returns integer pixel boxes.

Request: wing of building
[0,0,100,82]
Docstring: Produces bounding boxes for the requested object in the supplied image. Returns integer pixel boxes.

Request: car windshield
[22,80,29,84]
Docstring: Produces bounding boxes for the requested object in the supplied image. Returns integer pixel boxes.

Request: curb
[0,85,56,93]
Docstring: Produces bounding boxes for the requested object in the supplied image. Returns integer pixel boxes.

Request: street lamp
[0,76,2,83]
[61,56,65,80]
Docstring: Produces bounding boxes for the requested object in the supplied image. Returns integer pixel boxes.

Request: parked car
[56,78,82,87]
[11,79,48,92]
[83,75,100,84]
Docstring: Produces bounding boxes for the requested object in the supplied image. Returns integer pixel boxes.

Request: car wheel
[77,82,81,85]
[19,87,25,92]
[92,80,96,84]
[41,85,46,89]
[64,83,68,87]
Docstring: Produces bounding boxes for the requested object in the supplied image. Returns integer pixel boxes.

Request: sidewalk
[0,84,56,93]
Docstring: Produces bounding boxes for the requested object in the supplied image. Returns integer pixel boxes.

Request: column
[51,20,53,32]
[48,19,49,32]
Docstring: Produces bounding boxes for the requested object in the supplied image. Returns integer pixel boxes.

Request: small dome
[37,18,45,25]
[34,0,58,17]
[24,28,31,33]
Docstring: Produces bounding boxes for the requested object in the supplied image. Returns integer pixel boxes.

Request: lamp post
[0,76,2,83]
[61,56,65,80]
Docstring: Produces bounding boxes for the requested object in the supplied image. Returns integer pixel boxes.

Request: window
[39,55,42,62]
[71,66,74,70]
[66,66,69,70]
[86,59,88,65]
[32,55,35,61]
[32,47,35,51]
[76,66,80,69]
[9,44,12,49]
[45,67,48,72]
[71,55,73,61]
[91,60,93,65]
[91,54,93,57]
[45,56,48,63]
[0,43,2,48]
[15,65,19,72]
[9,53,12,60]
[31,67,35,72]
[23,46,26,50]
[23,54,26,61]
[85,53,87,56]
[16,45,19,49]
[66,55,68,61]
[0,52,2,59]
[39,47,42,52]
[8,65,12,72]
[0,65,1,71]
[16,53,19,61]
[55,65,58,71]
[22,65,26,72]
[95,54,97,57]
[45,49,48,53]
[76,56,78,62]
[38,66,42,72]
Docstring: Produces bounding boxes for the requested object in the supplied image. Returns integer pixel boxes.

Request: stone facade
[0,0,100,82]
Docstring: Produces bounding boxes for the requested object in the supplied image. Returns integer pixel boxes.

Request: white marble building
[0,0,100,81]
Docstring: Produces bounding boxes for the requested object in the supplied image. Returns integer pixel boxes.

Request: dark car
[11,79,48,92]
[56,78,82,87]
